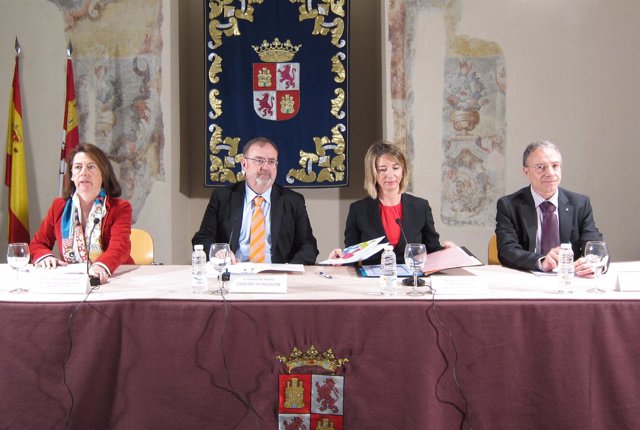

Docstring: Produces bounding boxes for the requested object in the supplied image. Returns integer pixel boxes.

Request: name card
[25,272,90,294]
[430,275,489,294]
[615,271,640,292]
[229,273,288,294]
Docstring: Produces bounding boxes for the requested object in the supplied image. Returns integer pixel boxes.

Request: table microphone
[86,217,102,287]
[395,218,426,286]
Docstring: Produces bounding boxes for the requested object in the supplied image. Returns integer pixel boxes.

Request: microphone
[395,218,426,286]
[86,217,102,287]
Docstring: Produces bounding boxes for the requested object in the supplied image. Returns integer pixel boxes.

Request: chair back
[488,234,500,265]
[130,228,154,265]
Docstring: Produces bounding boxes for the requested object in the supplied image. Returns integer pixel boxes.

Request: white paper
[422,246,483,274]
[319,236,386,265]
[229,273,288,293]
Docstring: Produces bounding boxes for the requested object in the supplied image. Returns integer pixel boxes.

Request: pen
[319,271,333,279]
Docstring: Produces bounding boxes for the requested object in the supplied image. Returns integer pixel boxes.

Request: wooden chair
[488,234,500,265]
[130,228,154,265]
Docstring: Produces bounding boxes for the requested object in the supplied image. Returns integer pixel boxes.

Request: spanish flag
[4,55,30,243]
[59,54,79,195]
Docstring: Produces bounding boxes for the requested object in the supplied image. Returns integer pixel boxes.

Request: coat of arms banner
[205,0,350,187]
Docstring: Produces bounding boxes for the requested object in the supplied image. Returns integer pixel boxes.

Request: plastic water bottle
[557,243,574,293]
[380,245,398,296]
[191,244,207,293]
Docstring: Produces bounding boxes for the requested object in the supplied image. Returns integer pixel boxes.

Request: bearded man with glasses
[192,137,319,264]
[495,141,604,275]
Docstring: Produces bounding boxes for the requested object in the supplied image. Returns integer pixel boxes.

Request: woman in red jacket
[30,144,133,284]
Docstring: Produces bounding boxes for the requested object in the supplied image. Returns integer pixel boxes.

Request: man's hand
[540,246,561,272]
[574,257,595,278]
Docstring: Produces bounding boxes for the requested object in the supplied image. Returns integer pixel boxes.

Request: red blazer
[30,197,134,273]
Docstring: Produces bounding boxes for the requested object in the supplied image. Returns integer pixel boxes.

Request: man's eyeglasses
[527,162,562,174]
[244,157,278,167]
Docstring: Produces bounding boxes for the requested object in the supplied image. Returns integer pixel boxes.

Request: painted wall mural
[387,0,506,227]
[48,0,165,222]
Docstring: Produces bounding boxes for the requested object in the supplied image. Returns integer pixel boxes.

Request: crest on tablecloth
[205,0,350,187]
[276,346,349,429]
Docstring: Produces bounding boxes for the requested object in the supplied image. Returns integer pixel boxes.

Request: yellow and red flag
[4,55,30,243]
[59,54,79,195]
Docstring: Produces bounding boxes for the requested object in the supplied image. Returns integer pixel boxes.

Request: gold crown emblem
[252,38,301,63]
[276,345,349,374]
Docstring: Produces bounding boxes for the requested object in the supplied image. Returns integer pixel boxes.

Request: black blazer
[192,183,319,264]
[344,194,443,264]
[495,186,603,271]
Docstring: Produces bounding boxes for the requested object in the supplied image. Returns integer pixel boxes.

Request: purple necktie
[540,201,559,255]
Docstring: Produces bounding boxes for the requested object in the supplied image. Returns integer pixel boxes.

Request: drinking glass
[584,241,609,293]
[7,242,30,294]
[404,243,427,296]
[209,243,231,294]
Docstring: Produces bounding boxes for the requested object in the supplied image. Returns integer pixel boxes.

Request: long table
[2,263,640,429]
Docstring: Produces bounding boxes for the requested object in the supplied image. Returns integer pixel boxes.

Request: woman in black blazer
[329,141,453,264]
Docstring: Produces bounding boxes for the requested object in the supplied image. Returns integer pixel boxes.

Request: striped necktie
[249,196,266,262]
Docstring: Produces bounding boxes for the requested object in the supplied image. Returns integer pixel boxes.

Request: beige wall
[385,0,640,262]
[2,0,639,264]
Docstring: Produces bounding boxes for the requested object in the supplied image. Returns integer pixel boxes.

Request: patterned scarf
[61,190,107,264]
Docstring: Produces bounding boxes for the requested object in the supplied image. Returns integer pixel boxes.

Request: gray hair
[242,136,279,157]
[522,141,560,166]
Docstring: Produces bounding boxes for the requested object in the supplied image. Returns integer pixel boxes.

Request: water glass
[584,241,608,279]
[7,242,30,293]
[209,243,231,294]
[404,243,427,296]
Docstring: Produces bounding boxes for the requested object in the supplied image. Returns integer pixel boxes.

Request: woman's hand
[35,256,68,269]
[442,240,457,248]
[89,264,109,285]
[327,248,344,266]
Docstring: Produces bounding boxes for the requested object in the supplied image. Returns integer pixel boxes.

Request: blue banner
[205,0,350,187]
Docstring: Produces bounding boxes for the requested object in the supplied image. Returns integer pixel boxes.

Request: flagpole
[59,41,78,196]
[5,36,31,243]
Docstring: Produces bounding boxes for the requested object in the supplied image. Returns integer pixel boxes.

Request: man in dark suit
[192,137,318,264]
[495,141,603,276]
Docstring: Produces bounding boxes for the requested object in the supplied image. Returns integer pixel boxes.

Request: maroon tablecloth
[1,298,640,429]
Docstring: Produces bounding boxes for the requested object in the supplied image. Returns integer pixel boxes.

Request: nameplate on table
[24,270,90,294]
[430,275,489,294]
[615,271,640,292]
[229,273,288,294]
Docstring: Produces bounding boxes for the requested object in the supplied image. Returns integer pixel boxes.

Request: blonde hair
[363,141,409,199]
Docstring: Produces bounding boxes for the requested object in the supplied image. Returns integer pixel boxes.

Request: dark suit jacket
[192,183,319,264]
[496,186,603,271]
[344,194,443,264]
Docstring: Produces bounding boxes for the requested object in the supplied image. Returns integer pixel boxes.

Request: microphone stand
[396,218,426,286]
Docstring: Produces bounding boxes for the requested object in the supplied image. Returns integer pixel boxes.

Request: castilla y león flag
[59,55,79,195]
[4,55,30,243]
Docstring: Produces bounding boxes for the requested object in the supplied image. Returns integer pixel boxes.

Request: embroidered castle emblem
[277,346,348,430]
[252,38,301,121]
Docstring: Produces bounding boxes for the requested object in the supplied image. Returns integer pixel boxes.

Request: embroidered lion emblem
[283,416,307,430]
[255,93,274,117]
[315,378,339,414]
[279,64,297,90]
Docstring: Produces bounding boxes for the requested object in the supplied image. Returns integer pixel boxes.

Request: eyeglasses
[244,157,278,167]
[527,162,562,174]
